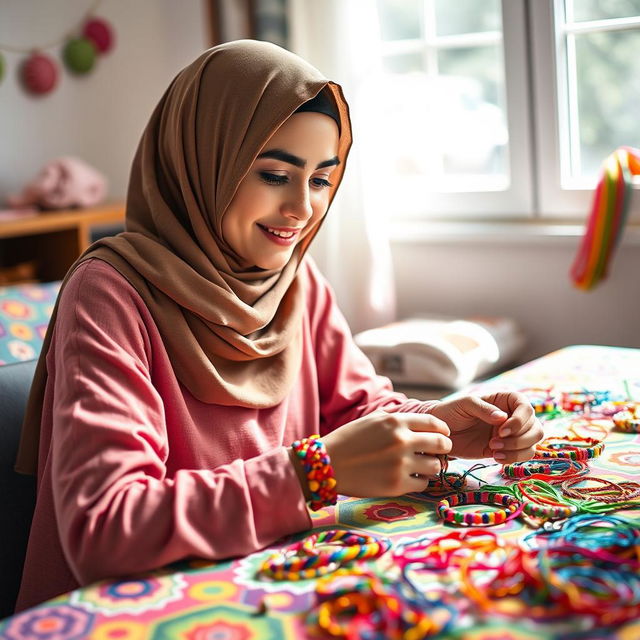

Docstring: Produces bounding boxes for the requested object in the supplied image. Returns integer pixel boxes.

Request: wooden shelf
[0,203,125,283]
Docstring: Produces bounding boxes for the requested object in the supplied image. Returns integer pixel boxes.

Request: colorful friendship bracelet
[559,390,596,413]
[501,458,589,484]
[291,434,337,511]
[514,479,578,520]
[535,435,605,461]
[521,387,560,416]
[612,404,640,433]
[300,529,391,565]
[561,476,640,504]
[437,490,522,527]
[258,529,391,581]
[310,567,455,640]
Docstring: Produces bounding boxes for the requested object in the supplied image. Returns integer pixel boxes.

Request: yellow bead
[308,480,319,492]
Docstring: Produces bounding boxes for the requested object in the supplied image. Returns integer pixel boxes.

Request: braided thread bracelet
[258,529,391,581]
[501,458,589,484]
[437,491,522,526]
[561,476,640,504]
[515,479,578,520]
[535,435,605,461]
[292,435,337,511]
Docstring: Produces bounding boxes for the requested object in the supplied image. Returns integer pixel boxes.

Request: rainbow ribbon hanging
[570,146,640,290]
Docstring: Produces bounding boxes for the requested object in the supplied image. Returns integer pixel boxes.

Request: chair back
[0,359,37,619]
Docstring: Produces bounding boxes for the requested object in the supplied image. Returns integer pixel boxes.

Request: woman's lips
[257,224,301,246]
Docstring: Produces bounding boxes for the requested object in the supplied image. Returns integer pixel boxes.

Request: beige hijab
[16,40,352,475]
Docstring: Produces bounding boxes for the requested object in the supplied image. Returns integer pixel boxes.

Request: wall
[391,235,640,362]
[0,0,207,202]
[1,3,637,362]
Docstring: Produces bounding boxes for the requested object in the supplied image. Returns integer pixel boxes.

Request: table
[0,204,124,283]
[2,345,639,639]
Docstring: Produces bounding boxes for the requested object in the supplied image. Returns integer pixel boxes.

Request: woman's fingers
[410,452,447,478]
[404,413,450,436]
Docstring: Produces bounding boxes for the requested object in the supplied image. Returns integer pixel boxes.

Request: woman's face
[222,111,340,270]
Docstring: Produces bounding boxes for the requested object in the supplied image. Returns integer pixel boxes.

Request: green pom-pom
[63,37,97,74]
[0,53,5,84]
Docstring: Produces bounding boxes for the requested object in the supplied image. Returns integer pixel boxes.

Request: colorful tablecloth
[2,345,639,639]
[0,282,60,365]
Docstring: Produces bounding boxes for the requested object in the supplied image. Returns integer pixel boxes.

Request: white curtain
[287,0,396,334]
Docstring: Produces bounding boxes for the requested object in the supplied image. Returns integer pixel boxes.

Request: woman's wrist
[288,446,312,500]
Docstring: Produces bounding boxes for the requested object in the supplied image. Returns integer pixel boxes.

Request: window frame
[377,0,537,220]
[530,0,640,220]
[381,0,640,223]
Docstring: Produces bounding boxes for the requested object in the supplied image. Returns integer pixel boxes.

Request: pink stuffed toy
[7,156,107,210]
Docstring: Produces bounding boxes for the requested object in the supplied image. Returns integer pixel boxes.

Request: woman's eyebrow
[257,149,340,170]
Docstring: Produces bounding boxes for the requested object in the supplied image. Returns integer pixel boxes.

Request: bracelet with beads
[292,435,337,511]
[535,436,604,461]
[437,491,522,527]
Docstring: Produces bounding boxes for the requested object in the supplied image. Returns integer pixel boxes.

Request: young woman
[15,40,543,611]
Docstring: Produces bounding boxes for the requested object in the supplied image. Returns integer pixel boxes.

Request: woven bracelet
[258,530,391,581]
[561,476,640,503]
[535,436,604,461]
[501,458,589,484]
[292,435,337,511]
[437,491,522,527]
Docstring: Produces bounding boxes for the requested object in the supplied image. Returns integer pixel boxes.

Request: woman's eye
[311,177,333,189]
[259,172,288,185]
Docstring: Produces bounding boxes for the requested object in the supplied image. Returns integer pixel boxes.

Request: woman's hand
[319,412,452,498]
[428,391,543,463]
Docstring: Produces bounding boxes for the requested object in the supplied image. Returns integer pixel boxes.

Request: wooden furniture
[0,203,124,283]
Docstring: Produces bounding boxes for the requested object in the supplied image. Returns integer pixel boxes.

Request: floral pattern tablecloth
[0,282,60,365]
[2,345,640,639]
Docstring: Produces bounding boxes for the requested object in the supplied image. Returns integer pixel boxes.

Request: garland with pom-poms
[0,1,115,96]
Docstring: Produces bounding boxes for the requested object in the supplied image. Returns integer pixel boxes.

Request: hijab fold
[16,40,352,475]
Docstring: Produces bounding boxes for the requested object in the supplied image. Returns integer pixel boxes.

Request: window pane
[570,0,640,22]
[382,52,424,73]
[573,29,640,176]
[378,0,422,40]
[437,45,508,176]
[361,1,512,204]
[435,0,501,36]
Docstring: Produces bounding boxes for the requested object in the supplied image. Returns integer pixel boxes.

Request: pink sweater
[17,257,433,611]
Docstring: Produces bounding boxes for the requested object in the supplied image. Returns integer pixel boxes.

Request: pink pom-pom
[21,53,58,95]
[83,17,115,54]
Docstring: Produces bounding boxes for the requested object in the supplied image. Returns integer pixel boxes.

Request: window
[349,0,640,220]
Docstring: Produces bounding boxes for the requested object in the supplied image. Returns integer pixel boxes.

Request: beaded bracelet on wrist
[292,434,338,511]
[535,436,604,461]
[437,491,522,527]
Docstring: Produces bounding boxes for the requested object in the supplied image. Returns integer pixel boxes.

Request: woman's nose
[283,185,313,221]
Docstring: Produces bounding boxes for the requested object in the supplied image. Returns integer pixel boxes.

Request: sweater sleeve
[302,259,438,434]
[50,260,310,585]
